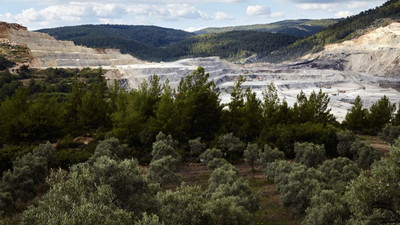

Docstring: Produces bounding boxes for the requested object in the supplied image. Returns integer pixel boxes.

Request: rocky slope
[0,22,142,68]
[301,23,400,76]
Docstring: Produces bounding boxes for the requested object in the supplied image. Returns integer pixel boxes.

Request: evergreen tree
[342,96,367,132]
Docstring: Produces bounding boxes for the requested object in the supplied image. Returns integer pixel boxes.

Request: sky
[0,0,387,31]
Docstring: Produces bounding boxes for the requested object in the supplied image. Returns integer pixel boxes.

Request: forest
[38,25,298,62]
[0,64,399,224]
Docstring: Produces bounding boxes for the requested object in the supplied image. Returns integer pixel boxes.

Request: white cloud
[334,10,354,18]
[246,5,271,16]
[213,11,233,20]
[185,26,205,32]
[347,1,368,9]
[296,3,337,10]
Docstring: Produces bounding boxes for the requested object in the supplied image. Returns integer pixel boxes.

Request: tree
[346,140,400,224]
[304,190,351,225]
[147,156,180,186]
[293,90,335,124]
[294,142,326,168]
[151,132,180,161]
[258,144,285,169]
[203,197,252,225]
[217,133,245,160]
[176,67,222,142]
[88,137,131,163]
[156,184,204,225]
[189,137,207,157]
[243,143,259,172]
[263,82,281,126]
[336,130,357,158]
[343,96,367,132]
[350,140,382,170]
[380,124,400,144]
[366,95,395,134]
[279,165,322,213]
[227,75,245,136]
[20,169,134,225]
[317,157,359,192]
[240,88,263,143]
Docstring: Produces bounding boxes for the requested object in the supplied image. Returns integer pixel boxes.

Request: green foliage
[343,96,367,133]
[317,157,359,192]
[346,139,400,224]
[293,90,335,124]
[243,143,260,172]
[227,76,245,137]
[203,197,252,225]
[188,137,207,157]
[207,163,259,213]
[294,142,326,168]
[304,190,350,225]
[151,132,179,161]
[176,67,222,142]
[20,169,134,225]
[197,19,338,37]
[336,130,357,157]
[366,95,395,134]
[135,213,164,225]
[147,156,181,186]
[156,184,204,225]
[240,88,263,143]
[39,25,298,62]
[258,144,285,169]
[279,165,322,213]
[380,124,400,144]
[88,137,131,163]
[350,140,382,170]
[217,133,245,160]
[200,148,224,165]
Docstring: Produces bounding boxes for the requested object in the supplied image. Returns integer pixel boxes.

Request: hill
[38,25,298,62]
[196,19,339,37]
[259,0,400,62]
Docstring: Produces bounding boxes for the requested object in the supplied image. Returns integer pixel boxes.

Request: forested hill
[196,19,339,37]
[261,0,400,62]
[38,25,298,62]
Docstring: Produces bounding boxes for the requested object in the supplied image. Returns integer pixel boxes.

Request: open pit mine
[1,22,400,121]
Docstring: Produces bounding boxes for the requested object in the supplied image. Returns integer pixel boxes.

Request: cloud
[213,11,233,20]
[246,5,271,16]
[334,10,354,18]
[296,3,337,10]
[347,1,368,9]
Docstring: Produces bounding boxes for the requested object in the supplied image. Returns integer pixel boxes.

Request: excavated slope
[0,22,142,67]
[306,23,400,76]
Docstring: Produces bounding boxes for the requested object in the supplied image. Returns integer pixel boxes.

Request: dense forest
[38,25,299,62]
[263,0,400,62]
[0,62,400,224]
[195,19,339,37]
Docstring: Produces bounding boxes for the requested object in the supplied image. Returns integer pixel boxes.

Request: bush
[258,144,285,169]
[147,156,180,186]
[243,143,259,171]
[294,142,326,168]
[189,137,207,157]
[336,130,356,158]
[199,148,223,165]
[217,133,245,161]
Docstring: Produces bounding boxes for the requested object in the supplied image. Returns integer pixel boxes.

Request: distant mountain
[259,0,400,62]
[196,19,339,37]
[38,25,298,62]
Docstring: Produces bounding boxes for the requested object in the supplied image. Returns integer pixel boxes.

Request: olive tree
[156,184,204,225]
[217,133,245,160]
[336,130,356,158]
[243,143,259,172]
[346,140,400,224]
[294,142,326,168]
[189,137,207,157]
[258,144,285,169]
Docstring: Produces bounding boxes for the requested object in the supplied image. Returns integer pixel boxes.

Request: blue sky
[0,0,387,31]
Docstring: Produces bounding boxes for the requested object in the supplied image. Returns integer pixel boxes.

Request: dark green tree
[342,96,367,132]
[366,95,395,134]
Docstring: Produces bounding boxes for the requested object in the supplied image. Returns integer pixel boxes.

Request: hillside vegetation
[262,0,400,62]
[196,19,339,37]
[38,26,298,62]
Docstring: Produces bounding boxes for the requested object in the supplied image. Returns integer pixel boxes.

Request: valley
[1,21,400,122]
